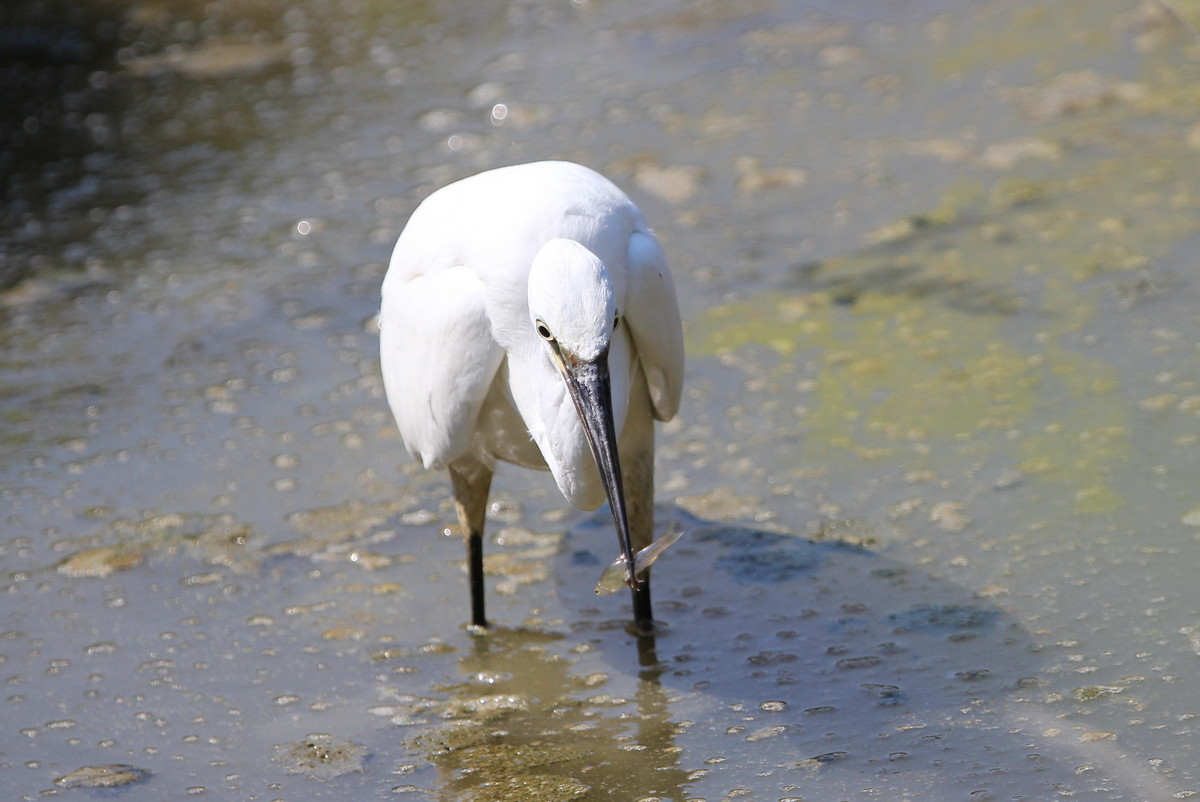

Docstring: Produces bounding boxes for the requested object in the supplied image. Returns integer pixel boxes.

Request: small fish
[594,524,683,595]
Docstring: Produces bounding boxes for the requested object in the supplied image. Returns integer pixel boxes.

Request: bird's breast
[497,331,637,511]
[472,359,550,471]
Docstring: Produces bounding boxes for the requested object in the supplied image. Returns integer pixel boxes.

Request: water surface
[2,0,1200,799]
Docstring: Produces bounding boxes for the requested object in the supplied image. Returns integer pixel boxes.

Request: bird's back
[380,162,651,471]
[385,161,647,290]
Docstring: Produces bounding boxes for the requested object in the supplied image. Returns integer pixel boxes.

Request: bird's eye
[535,320,553,340]
[613,313,620,329]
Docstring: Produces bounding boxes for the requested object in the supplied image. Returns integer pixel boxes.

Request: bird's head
[527,238,619,362]
[526,238,640,591]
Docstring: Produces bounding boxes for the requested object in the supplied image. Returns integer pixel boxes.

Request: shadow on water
[514,508,1157,798]
[385,507,1152,799]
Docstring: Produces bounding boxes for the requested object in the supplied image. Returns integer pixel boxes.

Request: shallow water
[3,0,1200,798]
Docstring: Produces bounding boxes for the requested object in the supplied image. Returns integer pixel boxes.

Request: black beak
[558,349,640,591]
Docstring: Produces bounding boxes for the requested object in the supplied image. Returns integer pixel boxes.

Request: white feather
[379,160,684,507]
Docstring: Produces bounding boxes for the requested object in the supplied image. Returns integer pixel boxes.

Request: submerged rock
[54,764,152,789]
[272,734,368,780]
[55,545,145,578]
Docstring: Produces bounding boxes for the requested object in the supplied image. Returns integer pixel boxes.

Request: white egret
[379,161,684,634]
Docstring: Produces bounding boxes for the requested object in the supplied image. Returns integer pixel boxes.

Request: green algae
[688,52,1200,518]
[934,4,1118,78]
[693,289,1128,515]
[54,512,257,578]
[1071,684,1126,702]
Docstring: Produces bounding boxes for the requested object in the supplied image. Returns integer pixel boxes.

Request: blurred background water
[3,0,1200,799]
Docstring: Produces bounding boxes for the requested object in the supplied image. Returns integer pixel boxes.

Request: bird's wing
[624,230,684,421]
[379,264,504,470]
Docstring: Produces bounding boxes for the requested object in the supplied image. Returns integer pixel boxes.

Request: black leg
[449,459,493,630]
[631,576,653,635]
[620,386,657,640]
[466,530,487,628]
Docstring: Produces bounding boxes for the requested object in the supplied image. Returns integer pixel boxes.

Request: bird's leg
[626,466,654,636]
[448,458,493,629]
[621,389,657,637]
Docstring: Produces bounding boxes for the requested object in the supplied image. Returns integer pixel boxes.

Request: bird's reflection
[408,625,688,800]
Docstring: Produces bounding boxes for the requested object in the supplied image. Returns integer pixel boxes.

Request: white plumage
[379,161,684,632]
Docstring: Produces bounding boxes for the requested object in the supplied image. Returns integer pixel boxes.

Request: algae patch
[55,512,256,578]
[693,290,1128,514]
[56,544,147,578]
[272,734,369,780]
[685,105,1200,516]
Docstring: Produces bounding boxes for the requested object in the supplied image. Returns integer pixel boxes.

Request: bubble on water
[182,571,223,586]
[466,671,511,686]
[416,640,456,656]
[401,509,439,526]
[207,399,238,415]
[273,454,299,470]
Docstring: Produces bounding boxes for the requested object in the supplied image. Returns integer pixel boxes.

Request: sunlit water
[3,0,1200,799]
